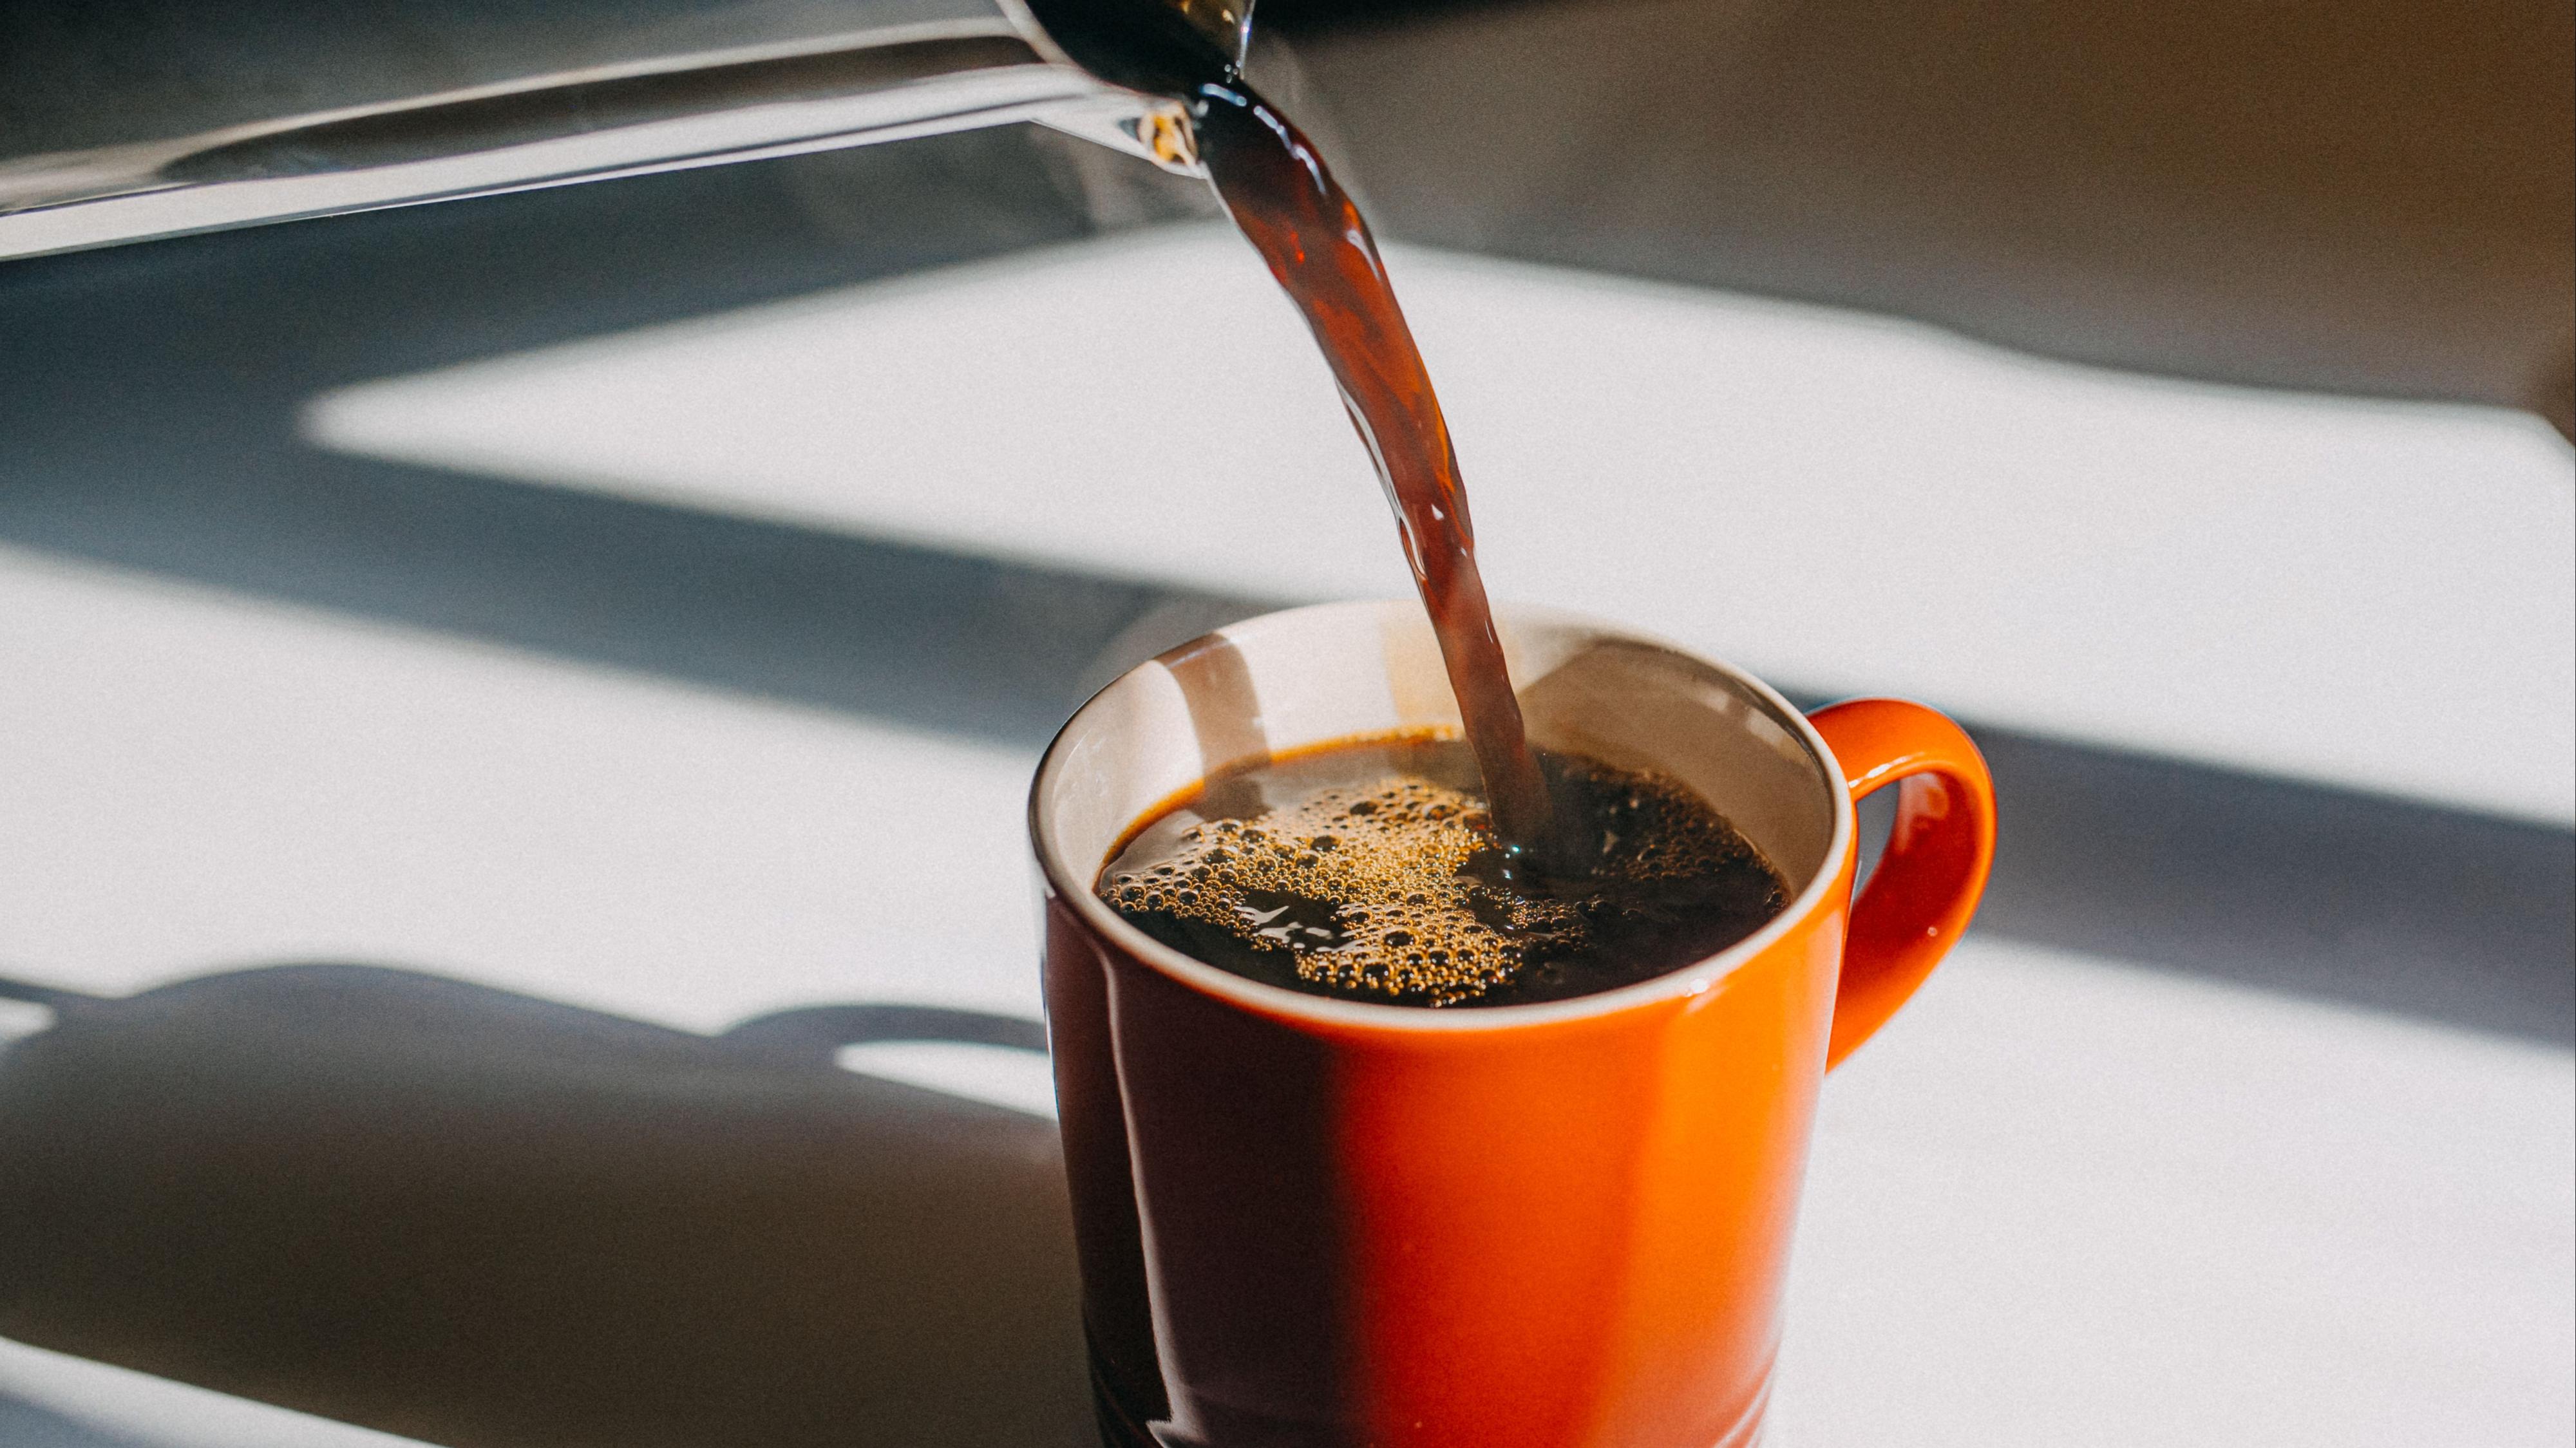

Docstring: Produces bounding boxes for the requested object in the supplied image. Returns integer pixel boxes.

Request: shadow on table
[0,967,1092,1448]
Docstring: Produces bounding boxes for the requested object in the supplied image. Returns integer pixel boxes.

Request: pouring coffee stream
[1033,0,1560,862]
[1192,93,1558,863]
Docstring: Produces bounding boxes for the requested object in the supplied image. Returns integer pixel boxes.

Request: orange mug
[1031,601,1996,1447]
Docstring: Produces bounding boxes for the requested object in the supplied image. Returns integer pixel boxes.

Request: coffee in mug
[1096,735,1790,1008]
[1032,603,1997,1448]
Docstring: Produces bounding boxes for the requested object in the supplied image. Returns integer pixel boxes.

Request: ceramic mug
[1031,601,1995,1447]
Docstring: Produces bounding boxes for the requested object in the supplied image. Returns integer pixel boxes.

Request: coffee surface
[1099,737,1790,1008]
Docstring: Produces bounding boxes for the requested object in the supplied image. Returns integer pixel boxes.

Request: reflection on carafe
[0,0,1236,260]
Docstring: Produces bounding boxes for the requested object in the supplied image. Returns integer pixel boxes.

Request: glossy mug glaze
[1030,601,1995,1447]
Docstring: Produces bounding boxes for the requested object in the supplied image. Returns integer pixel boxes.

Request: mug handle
[1805,699,1998,1069]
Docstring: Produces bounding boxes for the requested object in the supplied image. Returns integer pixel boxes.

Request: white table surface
[302,225,2576,826]
[3,547,2567,1447]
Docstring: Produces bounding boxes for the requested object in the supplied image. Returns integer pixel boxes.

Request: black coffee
[1097,736,1790,1008]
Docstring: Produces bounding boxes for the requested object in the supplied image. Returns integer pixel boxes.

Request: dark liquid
[1098,737,1790,1008]
[1032,1,1556,857]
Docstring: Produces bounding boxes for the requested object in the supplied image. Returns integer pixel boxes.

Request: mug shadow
[0,965,1094,1448]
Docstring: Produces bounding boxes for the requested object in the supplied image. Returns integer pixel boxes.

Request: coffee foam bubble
[1101,760,1767,1006]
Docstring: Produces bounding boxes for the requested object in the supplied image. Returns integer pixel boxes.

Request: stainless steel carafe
[0,0,1244,261]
